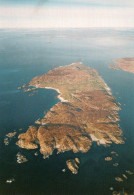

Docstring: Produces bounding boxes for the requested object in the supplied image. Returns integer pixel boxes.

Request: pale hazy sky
[0,0,134,28]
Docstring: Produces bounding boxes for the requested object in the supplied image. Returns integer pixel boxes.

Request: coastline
[45,87,68,103]
[90,134,106,145]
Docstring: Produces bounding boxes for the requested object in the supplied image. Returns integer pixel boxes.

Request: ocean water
[0,28,134,195]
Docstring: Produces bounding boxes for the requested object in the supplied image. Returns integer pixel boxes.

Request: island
[114,57,134,73]
[16,152,28,164]
[66,158,80,174]
[16,62,124,159]
[105,157,112,161]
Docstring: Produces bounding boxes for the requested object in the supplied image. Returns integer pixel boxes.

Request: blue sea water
[0,28,134,195]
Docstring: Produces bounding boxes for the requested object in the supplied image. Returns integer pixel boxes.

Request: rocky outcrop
[4,131,17,146]
[4,137,9,146]
[105,157,112,161]
[66,158,80,174]
[6,131,16,138]
[16,126,38,149]
[115,177,123,182]
[126,170,134,175]
[113,163,119,167]
[16,152,28,164]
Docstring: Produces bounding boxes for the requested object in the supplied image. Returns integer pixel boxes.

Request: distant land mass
[17,62,124,159]
[112,57,134,73]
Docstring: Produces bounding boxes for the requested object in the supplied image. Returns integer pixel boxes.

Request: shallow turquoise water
[0,28,134,195]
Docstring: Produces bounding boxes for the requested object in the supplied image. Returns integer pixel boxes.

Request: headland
[114,57,134,73]
[17,62,124,159]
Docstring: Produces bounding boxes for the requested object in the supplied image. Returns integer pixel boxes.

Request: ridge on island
[16,62,124,159]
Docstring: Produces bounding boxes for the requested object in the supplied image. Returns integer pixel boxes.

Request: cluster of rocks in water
[18,84,37,96]
[111,151,119,157]
[104,151,134,185]
[112,190,133,195]
[105,151,118,164]
[113,163,119,167]
[6,132,17,138]
[114,167,133,183]
[24,88,37,96]
[105,151,120,167]
[4,137,9,146]
[6,178,15,184]
[4,131,17,146]
[105,151,118,162]
[109,169,134,194]
[16,152,28,164]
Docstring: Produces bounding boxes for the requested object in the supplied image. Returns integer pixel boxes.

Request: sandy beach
[45,87,68,102]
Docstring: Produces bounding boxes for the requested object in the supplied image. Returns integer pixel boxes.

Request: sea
[0,28,134,195]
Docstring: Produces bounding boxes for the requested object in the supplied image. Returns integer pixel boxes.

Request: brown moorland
[16,62,124,158]
[114,57,134,73]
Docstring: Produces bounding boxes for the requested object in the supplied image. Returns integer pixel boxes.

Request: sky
[0,0,134,28]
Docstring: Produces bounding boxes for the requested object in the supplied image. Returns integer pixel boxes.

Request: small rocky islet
[66,158,80,174]
[4,131,17,146]
[6,178,15,184]
[105,157,113,161]
[16,152,28,164]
